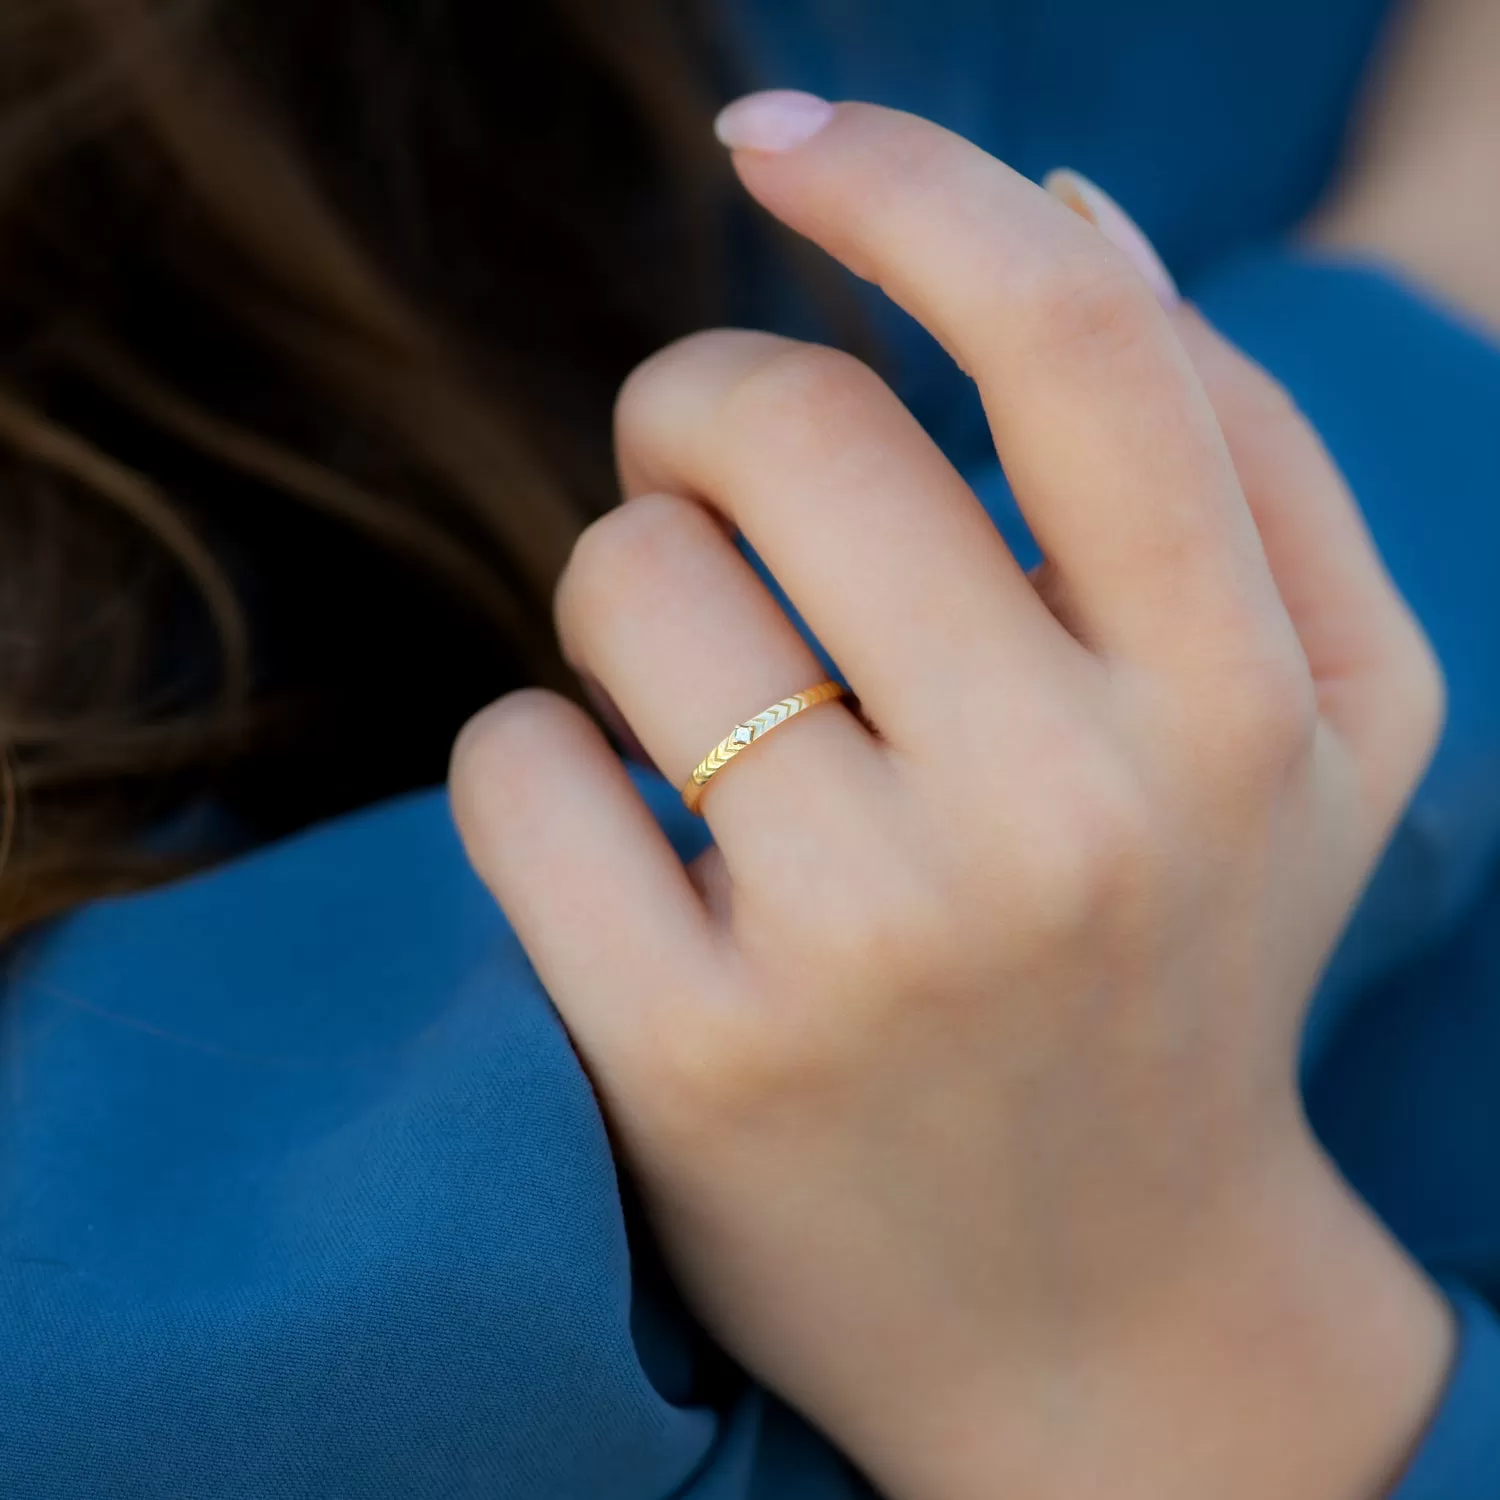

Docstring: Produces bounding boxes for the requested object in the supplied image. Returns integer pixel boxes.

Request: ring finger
[555,489,882,860]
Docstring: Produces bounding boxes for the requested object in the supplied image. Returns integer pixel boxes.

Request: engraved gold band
[681,680,847,816]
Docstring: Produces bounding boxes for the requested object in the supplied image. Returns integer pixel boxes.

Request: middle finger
[616,328,1080,748]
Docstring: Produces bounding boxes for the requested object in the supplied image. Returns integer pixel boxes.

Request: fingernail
[714,90,836,153]
[1043,169,1179,308]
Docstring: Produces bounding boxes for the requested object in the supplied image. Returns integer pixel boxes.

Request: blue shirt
[5,2,1500,1493]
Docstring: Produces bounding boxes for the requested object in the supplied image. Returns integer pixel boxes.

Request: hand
[452,99,1451,1500]
[1308,0,1500,335]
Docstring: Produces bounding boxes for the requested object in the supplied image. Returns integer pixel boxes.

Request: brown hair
[0,0,869,938]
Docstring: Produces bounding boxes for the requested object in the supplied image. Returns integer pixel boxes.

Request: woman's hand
[452,99,1451,1500]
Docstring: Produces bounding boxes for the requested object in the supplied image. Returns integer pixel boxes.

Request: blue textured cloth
[6,2,1500,1494]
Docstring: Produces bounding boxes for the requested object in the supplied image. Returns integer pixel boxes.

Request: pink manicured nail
[1043,169,1179,308]
[714,90,836,153]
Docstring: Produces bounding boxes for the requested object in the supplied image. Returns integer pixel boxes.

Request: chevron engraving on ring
[681,681,847,815]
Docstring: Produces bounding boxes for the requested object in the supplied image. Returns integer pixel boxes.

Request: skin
[1309,0,1500,335]
[450,79,1466,1500]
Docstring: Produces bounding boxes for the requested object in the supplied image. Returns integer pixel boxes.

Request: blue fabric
[720,0,1396,463]
[7,2,1500,1494]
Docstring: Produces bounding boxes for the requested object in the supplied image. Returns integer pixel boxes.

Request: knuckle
[644,997,845,1146]
[1405,630,1448,757]
[1216,360,1320,474]
[720,340,883,448]
[449,689,585,828]
[1011,749,1159,927]
[1215,649,1320,775]
[813,871,946,991]
[1382,618,1448,782]
[452,688,579,775]
[754,816,955,993]
[556,491,701,634]
[646,1014,770,1132]
[1021,246,1162,361]
[1230,362,1303,438]
[614,327,790,439]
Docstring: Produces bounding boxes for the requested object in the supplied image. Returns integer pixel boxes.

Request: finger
[714,96,1293,670]
[615,329,1075,744]
[1172,306,1446,821]
[449,689,717,1072]
[555,490,882,856]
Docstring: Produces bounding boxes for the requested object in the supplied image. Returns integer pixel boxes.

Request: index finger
[716,95,1294,672]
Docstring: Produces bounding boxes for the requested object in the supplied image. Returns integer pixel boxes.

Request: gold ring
[682,680,847,816]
